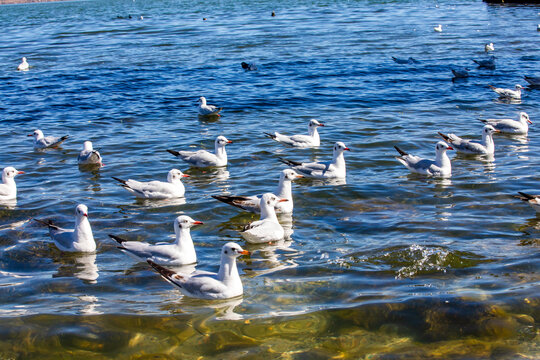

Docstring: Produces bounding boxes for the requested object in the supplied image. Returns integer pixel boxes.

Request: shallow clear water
[0,0,539,358]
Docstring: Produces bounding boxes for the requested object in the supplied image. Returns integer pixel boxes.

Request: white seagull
[264,119,325,148]
[394,141,453,177]
[197,96,222,116]
[485,43,494,52]
[34,204,96,252]
[489,84,523,100]
[515,192,540,212]
[438,125,499,156]
[240,193,287,244]
[147,242,249,300]
[480,112,531,135]
[112,169,188,199]
[212,169,303,214]
[28,129,68,150]
[109,215,203,265]
[78,141,104,166]
[524,76,540,86]
[0,167,24,201]
[279,142,350,179]
[434,24,442,32]
[167,135,232,167]
[17,57,29,71]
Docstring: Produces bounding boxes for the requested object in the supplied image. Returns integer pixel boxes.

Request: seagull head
[22,57,27,62]
[308,119,324,128]
[436,141,453,153]
[197,97,206,105]
[2,167,24,180]
[515,84,523,90]
[333,141,351,155]
[281,169,303,182]
[175,215,203,230]
[221,242,249,259]
[167,168,189,182]
[215,135,232,147]
[75,204,89,219]
[28,129,43,139]
[82,141,94,151]
[261,192,287,208]
[519,112,532,124]
[483,125,499,135]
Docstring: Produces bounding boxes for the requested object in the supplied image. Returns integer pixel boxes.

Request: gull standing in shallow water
[112,169,188,199]
[0,167,24,201]
[480,112,531,135]
[394,141,453,177]
[438,125,499,156]
[240,193,287,244]
[109,215,203,265]
[279,142,350,179]
[78,141,103,166]
[197,96,222,116]
[17,57,29,71]
[167,135,232,167]
[212,169,303,214]
[489,84,523,100]
[34,204,96,252]
[147,242,249,300]
[514,192,540,212]
[265,119,325,148]
[28,129,68,150]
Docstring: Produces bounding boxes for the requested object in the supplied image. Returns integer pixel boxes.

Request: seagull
[264,119,325,148]
[112,169,188,199]
[28,129,68,150]
[489,84,523,100]
[17,57,29,71]
[0,167,24,201]
[241,62,257,71]
[438,125,499,155]
[213,169,303,214]
[78,141,103,166]
[480,112,531,135]
[392,56,420,65]
[109,215,203,265]
[147,242,249,299]
[240,193,287,244]
[197,96,222,116]
[279,142,350,179]
[524,76,540,86]
[34,204,96,252]
[451,68,470,79]
[514,192,540,212]
[434,24,442,32]
[394,141,453,177]
[167,135,232,167]
[485,43,494,52]
[473,56,495,69]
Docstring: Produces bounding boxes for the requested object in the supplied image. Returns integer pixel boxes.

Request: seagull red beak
[182,174,190,178]
[227,140,233,144]
[344,147,350,151]
[240,250,250,255]
[447,146,454,150]
[27,134,33,137]
[528,120,532,124]
[17,171,25,174]
[318,123,325,127]
[296,174,304,178]
[83,213,88,217]
[192,221,203,225]
[278,198,289,202]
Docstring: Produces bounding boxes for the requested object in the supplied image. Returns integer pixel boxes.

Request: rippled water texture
[0,0,539,358]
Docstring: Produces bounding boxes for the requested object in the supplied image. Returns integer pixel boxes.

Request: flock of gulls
[6,33,539,300]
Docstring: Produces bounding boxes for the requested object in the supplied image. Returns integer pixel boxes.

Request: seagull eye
[224,250,228,254]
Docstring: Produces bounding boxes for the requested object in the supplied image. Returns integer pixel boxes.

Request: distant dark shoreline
[0,0,69,4]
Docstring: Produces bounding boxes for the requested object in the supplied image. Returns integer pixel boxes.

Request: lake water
[0,0,538,358]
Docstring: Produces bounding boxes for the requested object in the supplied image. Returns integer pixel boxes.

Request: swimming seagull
[34,204,96,252]
[212,169,303,214]
[265,119,325,148]
[489,84,523,100]
[473,56,495,69]
[485,43,494,52]
[523,76,540,86]
[434,24,442,32]
[147,242,249,300]
[109,215,203,265]
[240,193,287,244]
[197,96,222,116]
[17,57,29,71]
[479,112,531,135]
[514,192,540,212]
[392,56,420,65]
[167,135,232,167]
[112,169,188,199]
[394,141,453,177]
[0,167,24,201]
[279,142,350,179]
[438,125,499,156]
[78,141,103,166]
[451,68,470,79]
[241,62,257,71]
[28,129,68,150]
